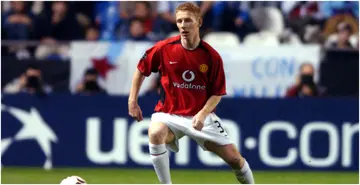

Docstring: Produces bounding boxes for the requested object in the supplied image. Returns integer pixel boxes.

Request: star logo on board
[1,105,58,170]
[91,57,116,78]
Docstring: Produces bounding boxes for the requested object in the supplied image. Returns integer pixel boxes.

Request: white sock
[149,143,172,184]
[234,159,255,184]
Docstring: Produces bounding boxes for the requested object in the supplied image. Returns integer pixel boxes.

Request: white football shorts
[151,112,234,152]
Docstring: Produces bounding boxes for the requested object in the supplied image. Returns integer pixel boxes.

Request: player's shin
[233,159,255,184]
[149,143,172,184]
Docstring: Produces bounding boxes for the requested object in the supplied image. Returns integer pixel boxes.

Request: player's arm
[128,44,161,121]
[193,95,223,131]
[130,45,161,103]
[193,54,226,130]
[199,95,222,115]
[128,69,145,122]
[203,53,227,114]
[128,69,145,104]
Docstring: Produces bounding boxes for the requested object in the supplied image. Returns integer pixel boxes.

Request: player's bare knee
[148,122,168,144]
[148,129,167,144]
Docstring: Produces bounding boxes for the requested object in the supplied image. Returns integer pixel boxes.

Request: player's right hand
[128,102,143,122]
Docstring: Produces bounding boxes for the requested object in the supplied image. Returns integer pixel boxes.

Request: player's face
[176,10,201,39]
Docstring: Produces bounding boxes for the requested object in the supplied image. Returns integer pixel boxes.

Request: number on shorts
[214,120,224,133]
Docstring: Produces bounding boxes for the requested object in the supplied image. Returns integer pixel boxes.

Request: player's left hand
[192,111,207,131]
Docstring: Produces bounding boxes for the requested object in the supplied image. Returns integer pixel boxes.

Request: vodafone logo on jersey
[182,70,195,82]
[173,70,206,90]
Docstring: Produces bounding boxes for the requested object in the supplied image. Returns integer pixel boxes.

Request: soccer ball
[60,176,86,184]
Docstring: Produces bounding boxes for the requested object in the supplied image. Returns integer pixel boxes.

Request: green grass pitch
[1,167,359,184]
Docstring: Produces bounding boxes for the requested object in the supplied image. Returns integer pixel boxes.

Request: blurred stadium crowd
[1,1,359,97]
[2,1,359,47]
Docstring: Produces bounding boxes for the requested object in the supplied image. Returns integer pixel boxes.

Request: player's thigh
[148,121,176,144]
[204,141,245,169]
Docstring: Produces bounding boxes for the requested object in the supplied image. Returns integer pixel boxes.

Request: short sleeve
[137,45,161,77]
[210,56,227,96]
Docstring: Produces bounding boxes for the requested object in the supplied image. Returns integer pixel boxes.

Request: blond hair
[175,2,202,20]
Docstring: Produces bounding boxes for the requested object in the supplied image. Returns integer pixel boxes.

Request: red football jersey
[137,35,226,116]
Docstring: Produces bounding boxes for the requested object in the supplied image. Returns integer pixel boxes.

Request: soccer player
[128,2,255,184]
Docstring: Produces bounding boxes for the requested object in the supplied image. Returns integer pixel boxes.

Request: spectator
[285,63,325,97]
[133,1,154,34]
[212,2,257,39]
[3,1,35,40]
[3,64,52,95]
[127,18,151,41]
[328,22,354,49]
[33,2,81,60]
[35,1,83,40]
[320,1,359,39]
[75,68,106,95]
[282,1,322,42]
[95,1,157,40]
[115,1,156,40]
[85,26,99,41]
